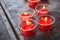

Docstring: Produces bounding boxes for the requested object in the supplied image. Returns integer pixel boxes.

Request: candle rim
[37,15,55,26]
[38,9,49,14]
[28,0,40,2]
[35,4,49,13]
[18,8,35,18]
[18,19,37,31]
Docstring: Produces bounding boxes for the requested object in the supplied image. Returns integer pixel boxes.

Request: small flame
[24,12,27,15]
[26,20,31,25]
[43,5,46,10]
[44,17,48,23]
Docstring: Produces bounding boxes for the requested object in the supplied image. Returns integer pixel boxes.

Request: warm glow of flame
[26,20,31,25]
[44,17,48,23]
[43,6,46,9]
[24,12,27,15]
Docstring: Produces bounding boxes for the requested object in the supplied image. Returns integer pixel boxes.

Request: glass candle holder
[37,15,55,32]
[18,8,35,21]
[18,19,37,37]
[28,0,40,9]
[35,4,49,16]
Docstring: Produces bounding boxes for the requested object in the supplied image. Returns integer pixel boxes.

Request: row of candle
[18,0,55,37]
[19,15,55,37]
[18,9,55,37]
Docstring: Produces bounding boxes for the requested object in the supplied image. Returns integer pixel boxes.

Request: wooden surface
[1,0,60,40]
[0,5,17,40]
[0,8,10,40]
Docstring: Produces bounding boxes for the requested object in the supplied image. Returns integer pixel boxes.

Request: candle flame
[24,12,27,15]
[43,6,46,10]
[44,17,47,23]
[26,20,31,25]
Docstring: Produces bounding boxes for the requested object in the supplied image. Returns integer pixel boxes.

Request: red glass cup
[37,15,55,32]
[18,19,37,37]
[28,0,40,9]
[18,8,35,21]
[35,4,49,16]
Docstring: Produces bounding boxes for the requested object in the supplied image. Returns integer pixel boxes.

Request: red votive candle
[35,4,49,16]
[37,15,55,32]
[19,19,37,37]
[28,0,40,9]
[20,12,33,21]
[19,8,35,21]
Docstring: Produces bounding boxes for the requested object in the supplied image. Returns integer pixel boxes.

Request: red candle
[28,0,40,9]
[20,13,33,21]
[38,15,55,32]
[35,4,49,16]
[19,20,36,37]
[38,6,49,16]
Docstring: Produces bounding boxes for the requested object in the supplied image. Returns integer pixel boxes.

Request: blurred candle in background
[35,4,49,16]
[20,12,33,21]
[28,0,40,9]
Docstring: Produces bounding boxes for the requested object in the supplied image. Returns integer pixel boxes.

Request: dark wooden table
[1,0,60,40]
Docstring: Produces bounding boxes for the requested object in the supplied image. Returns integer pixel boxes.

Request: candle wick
[43,6,46,10]
[24,12,27,15]
[26,20,31,25]
[44,17,47,23]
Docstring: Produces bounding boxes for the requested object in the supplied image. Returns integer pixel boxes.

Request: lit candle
[38,5,49,16]
[22,20,34,30]
[19,19,36,37]
[38,15,55,32]
[35,4,49,16]
[20,12,33,21]
[19,8,35,21]
[40,17,52,24]
[28,0,40,9]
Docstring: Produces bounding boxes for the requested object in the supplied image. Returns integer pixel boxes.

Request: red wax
[28,0,40,9]
[38,16,54,32]
[38,9,49,16]
[20,13,33,21]
[39,17,52,24]
[20,21,36,37]
[21,13,31,16]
